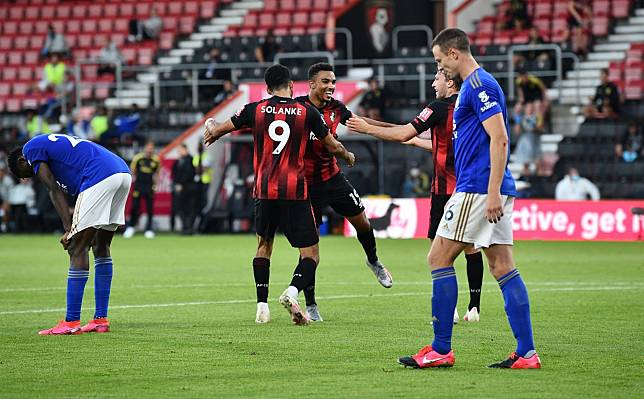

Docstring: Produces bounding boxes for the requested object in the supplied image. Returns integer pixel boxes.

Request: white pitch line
[1,280,643,293]
[1,286,643,316]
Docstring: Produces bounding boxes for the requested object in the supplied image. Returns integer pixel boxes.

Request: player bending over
[347,68,484,324]
[394,28,540,369]
[9,134,131,335]
[295,63,394,322]
[203,64,355,325]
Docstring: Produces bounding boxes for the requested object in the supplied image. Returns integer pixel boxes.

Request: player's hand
[346,117,370,134]
[204,118,217,146]
[345,151,356,167]
[485,193,504,224]
[60,232,70,250]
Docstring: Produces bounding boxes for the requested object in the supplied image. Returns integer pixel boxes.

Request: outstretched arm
[346,116,417,143]
[403,137,433,151]
[204,118,236,146]
[358,115,396,128]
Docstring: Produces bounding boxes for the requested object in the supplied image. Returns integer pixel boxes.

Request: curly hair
[7,146,24,178]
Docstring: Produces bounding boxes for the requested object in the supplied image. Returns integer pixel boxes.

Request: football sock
[304,285,316,306]
[465,252,484,311]
[357,229,378,264]
[497,269,535,358]
[430,266,457,355]
[93,257,113,319]
[66,268,89,322]
[253,257,270,303]
[289,257,317,292]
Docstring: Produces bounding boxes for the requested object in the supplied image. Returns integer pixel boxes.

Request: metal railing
[72,44,579,109]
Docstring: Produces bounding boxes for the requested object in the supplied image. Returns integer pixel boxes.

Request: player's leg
[39,226,97,335]
[484,244,540,368]
[330,173,392,288]
[253,199,276,323]
[81,229,115,333]
[302,187,325,313]
[144,191,155,238]
[279,200,319,325]
[398,235,466,368]
[463,245,483,322]
[124,190,141,238]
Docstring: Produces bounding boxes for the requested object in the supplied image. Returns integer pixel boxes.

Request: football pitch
[0,235,642,398]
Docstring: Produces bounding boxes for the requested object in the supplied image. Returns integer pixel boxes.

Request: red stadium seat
[78,35,93,49]
[4,21,18,35]
[15,36,30,49]
[114,18,129,32]
[18,68,33,81]
[297,0,313,11]
[95,86,110,100]
[25,6,39,19]
[24,51,38,65]
[331,0,347,8]
[179,16,195,34]
[313,0,329,10]
[265,0,279,10]
[184,1,199,16]
[19,21,35,35]
[10,7,24,20]
[3,67,18,81]
[259,13,275,28]
[290,27,306,35]
[35,23,48,34]
[8,52,22,65]
[88,5,103,18]
[293,12,308,27]
[281,0,296,11]
[120,3,134,17]
[82,19,98,34]
[310,11,327,26]
[66,20,81,34]
[0,37,12,50]
[136,3,151,17]
[138,47,154,65]
[273,27,289,36]
[111,33,126,46]
[243,13,258,27]
[0,83,10,97]
[122,47,136,64]
[159,32,174,50]
[592,17,609,36]
[624,80,643,100]
[93,34,108,48]
[13,83,28,96]
[276,13,291,26]
[612,0,631,18]
[73,5,88,18]
[592,0,610,16]
[55,4,71,19]
[200,1,217,19]
[168,2,183,15]
[104,4,118,18]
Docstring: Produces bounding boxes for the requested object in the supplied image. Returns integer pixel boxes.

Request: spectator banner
[344,198,644,241]
[241,81,363,103]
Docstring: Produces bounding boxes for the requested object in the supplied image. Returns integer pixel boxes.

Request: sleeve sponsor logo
[478,91,489,103]
[480,101,499,113]
[417,107,433,122]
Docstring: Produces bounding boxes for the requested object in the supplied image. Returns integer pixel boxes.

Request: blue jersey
[453,67,516,196]
[23,134,129,195]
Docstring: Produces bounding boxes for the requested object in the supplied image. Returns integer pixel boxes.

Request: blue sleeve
[22,138,49,174]
[470,79,503,123]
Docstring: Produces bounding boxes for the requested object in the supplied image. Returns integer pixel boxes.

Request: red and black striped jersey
[295,95,352,185]
[231,96,329,200]
[410,94,457,195]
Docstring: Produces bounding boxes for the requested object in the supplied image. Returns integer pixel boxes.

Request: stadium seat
[73,5,88,19]
[104,3,118,17]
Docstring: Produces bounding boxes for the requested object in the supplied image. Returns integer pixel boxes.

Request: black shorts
[309,172,365,227]
[254,199,319,248]
[428,194,451,239]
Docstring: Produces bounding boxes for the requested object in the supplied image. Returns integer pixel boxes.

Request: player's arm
[203,118,236,146]
[346,117,418,142]
[358,116,396,128]
[152,155,160,191]
[482,113,508,223]
[35,162,72,233]
[402,137,433,151]
[322,135,355,167]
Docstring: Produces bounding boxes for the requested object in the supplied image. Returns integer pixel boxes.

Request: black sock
[465,252,484,311]
[304,285,316,306]
[357,229,378,264]
[253,257,270,303]
[290,257,317,292]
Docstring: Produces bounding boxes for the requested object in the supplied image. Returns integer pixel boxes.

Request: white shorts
[67,173,132,239]
[436,192,514,249]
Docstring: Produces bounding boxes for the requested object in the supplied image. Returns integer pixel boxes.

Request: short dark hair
[7,147,23,178]
[450,74,463,90]
[601,68,609,75]
[432,28,470,54]
[264,64,291,92]
[308,62,334,80]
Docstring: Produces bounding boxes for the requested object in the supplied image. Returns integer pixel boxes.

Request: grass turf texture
[0,235,643,398]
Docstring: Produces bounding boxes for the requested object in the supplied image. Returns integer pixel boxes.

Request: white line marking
[1,286,642,316]
[1,280,642,293]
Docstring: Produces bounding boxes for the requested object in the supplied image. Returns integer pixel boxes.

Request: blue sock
[66,268,89,322]
[498,269,535,357]
[94,257,113,319]
[430,266,458,355]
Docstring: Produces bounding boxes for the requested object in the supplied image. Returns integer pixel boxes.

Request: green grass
[0,235,643,398]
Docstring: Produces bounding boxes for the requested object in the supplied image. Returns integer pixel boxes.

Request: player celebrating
[8,134,131,335]
[123,140,160,239]
[203,64,355,325]
[347,68,484,324]
[395,28,541,369]
[295,63,393,321]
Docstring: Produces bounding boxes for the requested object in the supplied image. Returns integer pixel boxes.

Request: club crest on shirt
[330,112,335,122]
[478,91,489,103]
[234,107,243,117]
